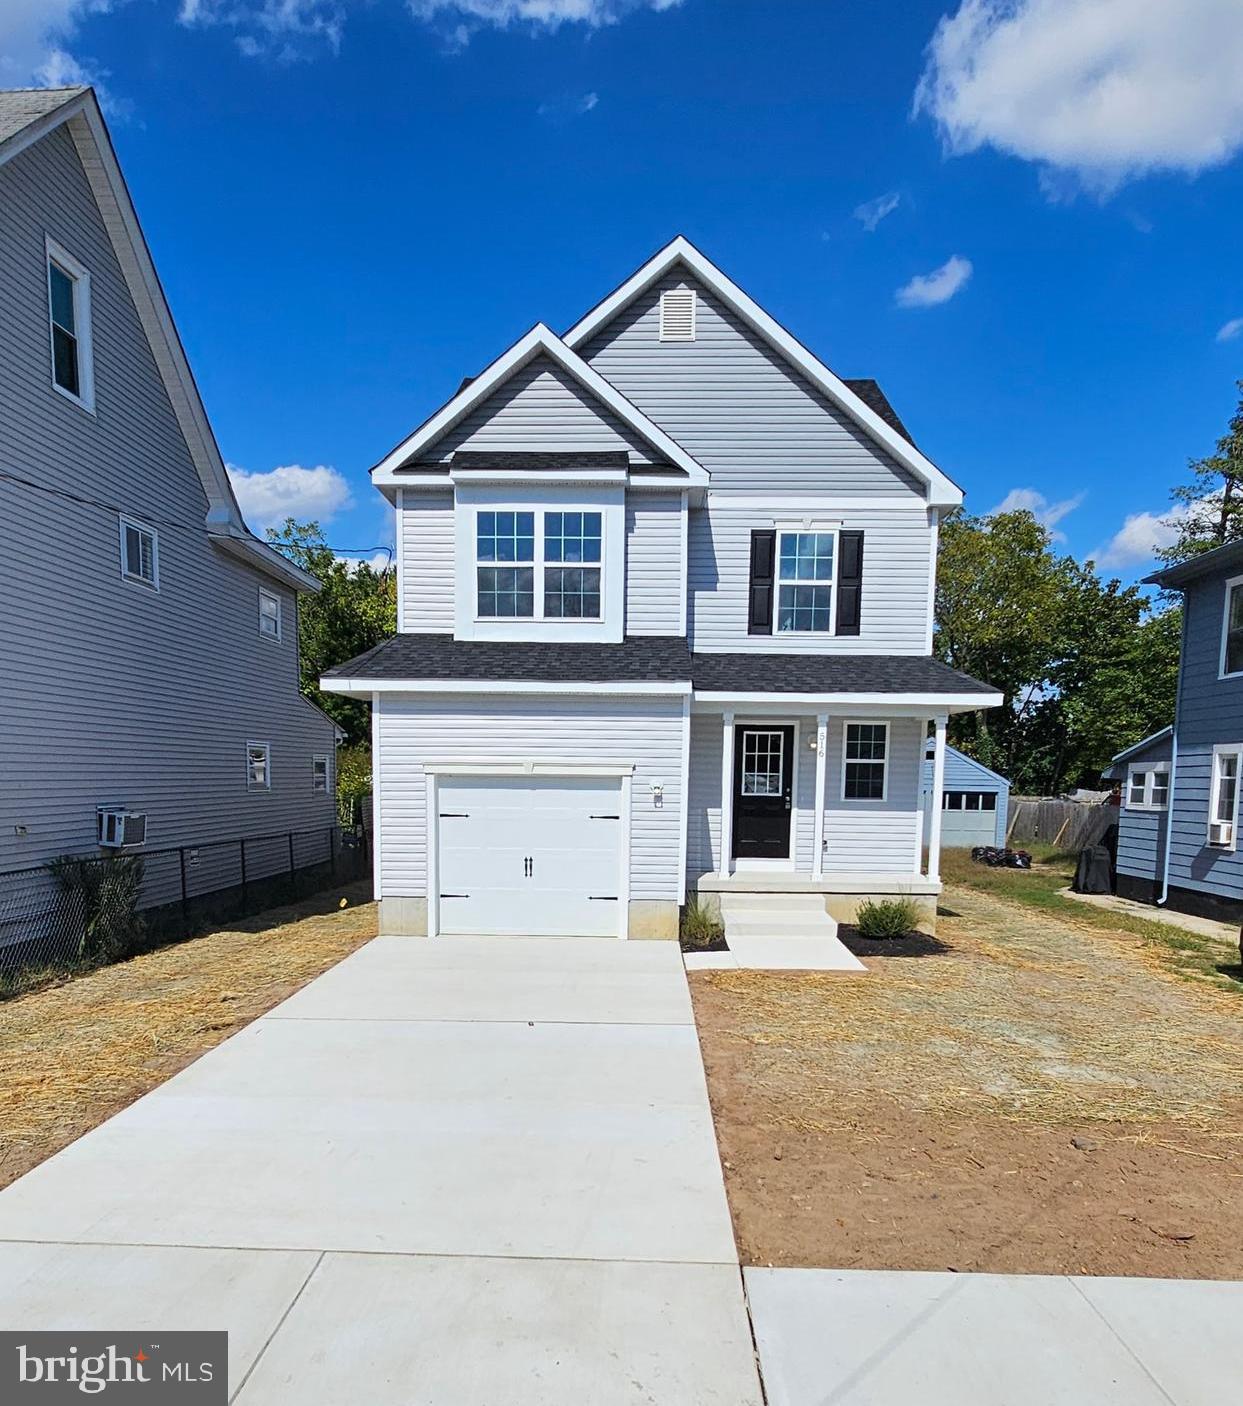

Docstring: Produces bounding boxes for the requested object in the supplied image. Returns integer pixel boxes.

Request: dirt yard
[0,883,376,1190]
[692,876,1243,1279]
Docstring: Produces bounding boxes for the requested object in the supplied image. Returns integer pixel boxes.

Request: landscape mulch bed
[691,885,1243,1279]
[0,883,376,1191]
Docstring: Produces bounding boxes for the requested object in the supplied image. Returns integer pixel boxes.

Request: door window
[741,730,784,796]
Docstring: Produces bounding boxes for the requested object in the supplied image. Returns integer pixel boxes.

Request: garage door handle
[439,813,469,819]
[589,896,618,901]
[590,814,620,820]
[524,857,533,878]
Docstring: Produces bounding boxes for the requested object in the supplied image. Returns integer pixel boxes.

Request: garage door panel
[436,777,623,938]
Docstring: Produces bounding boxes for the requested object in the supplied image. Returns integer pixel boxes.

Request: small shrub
[47,854,147,964]
[680,896,725,950]
[855,895,920,940]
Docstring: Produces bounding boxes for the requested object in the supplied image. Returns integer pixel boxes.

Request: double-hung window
[312,755,329,793]
[46,238,94,410]
[1126,766,1169,810]
[843,722,888,801]
[1221,577,1243,677]
[1209,747,1241,847]
[119,516,159,588]
[247,742,271,791]
[259,587,282,640]
[776,530,835,633]
[475,509,603,621]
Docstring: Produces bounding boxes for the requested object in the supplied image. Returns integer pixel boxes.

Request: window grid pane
[476,511,534,564]
[844,724,886,800]
[477,566,534,618]
[741,731,784,796]
[544,511,601,565]
[124,525,155,583]
[544,566,601,619]
[776,532,834,633]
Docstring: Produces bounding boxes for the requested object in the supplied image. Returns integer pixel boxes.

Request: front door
[732,725,794,861]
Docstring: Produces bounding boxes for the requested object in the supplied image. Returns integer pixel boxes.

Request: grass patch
[940,845,1243,995]
[680,896,726,952]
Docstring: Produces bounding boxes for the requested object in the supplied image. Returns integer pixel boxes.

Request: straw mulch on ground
[0,883,376,1190]
[692,885,1243,1278]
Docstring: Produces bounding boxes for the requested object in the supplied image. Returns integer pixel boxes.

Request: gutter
[1157,601,1189,906]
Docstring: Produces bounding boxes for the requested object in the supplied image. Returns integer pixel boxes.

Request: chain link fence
[0,824,369,986]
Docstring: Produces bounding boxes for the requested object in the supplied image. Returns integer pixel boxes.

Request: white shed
[921,743,1010,849]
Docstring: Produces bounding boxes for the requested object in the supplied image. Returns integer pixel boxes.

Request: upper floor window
[119,516,159,589]
[843,722,888,801]
[776,530,835,633]
[259,587,282,640]
[46,238,94,411]
[312,755,330,793]
[1221,577,1243,677]
[247,742,271,791]
[475,510,603,621]
[1126,766,1169,810]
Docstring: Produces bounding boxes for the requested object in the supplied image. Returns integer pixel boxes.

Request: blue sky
[7,0,1243,578]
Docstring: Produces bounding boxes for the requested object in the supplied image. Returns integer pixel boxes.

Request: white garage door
[436,776,624,937]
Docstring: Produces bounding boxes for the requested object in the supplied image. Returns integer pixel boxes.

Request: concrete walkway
[745,1267,1241,1406]
[0,936,762,1404]
[1060,886,1240,946]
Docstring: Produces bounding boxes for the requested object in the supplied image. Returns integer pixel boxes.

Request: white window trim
[246,741,272,792]
[1125,764,1170,811]
[841,719,890,803]
[118,515,160,590]
[1218,574,1243,679]
[773,527,838,636]
[258,586,282,641]
[45,235,95,413]
[739,728,786,798]
[1208,744,1242,849]
[312,754,330,793]
[474,508,605,624]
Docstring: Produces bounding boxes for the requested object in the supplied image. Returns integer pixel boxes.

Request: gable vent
[659,287,696,342]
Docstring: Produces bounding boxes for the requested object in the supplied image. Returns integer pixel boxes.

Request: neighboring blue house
[920,743,1009,849]
[1102,541,1243,922]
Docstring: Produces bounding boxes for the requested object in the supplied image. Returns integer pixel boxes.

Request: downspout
[1157,597,1189,905]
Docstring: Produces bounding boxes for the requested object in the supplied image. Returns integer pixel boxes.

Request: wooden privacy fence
[1005,798,1118,852]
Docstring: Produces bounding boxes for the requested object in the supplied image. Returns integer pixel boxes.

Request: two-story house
[1104,541,1243,922]
[323,238,1000,940]
[0,87,338,887]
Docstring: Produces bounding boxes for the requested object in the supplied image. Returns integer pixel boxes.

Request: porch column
[719,711,735,879]
[927,714,948,881]
[812,711,828,880]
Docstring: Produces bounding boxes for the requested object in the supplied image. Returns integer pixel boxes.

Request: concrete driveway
[0,936,762,1404]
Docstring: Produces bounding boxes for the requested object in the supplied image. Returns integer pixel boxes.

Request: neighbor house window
[1209,747,1240,847]
[843,722,888,800]
[312,755,329,793]
[119,517,159,588]
[943,791,997,811]
[1126,766,1169,810]
[776,531,835,633]
[247,742,271,791]
[543,511,602,619]
[476,511,535,617]
[258,587,281,640]
[46,238,94,409]
[1222,578,1243,677]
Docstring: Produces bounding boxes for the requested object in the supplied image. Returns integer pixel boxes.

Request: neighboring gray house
[1102,538,1243,922]
[0,87,337,881]
[322,238,1000,939]
[920,743,1009,849]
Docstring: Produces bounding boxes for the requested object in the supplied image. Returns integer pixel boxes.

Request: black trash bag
[1073,844,1112,894]
[1004,849,1032,869]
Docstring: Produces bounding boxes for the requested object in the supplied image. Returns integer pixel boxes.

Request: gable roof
[1103,726,1174,776]
[922,739,1009,786]
[370,323,708,490]
[563,236,962,508]
[0,87,317,593]
[1145,539,1243,590]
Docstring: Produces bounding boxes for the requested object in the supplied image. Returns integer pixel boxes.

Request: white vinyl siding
[625,490,684,635]
[426,354,658,463]
[689,497,933,653]
[398,489,454,632]
[582,271,925,495]
[374,694,684,901]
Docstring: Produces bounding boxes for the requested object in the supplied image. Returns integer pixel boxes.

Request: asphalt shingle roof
[325,635,995,695]
[843,379,915,446]
[0,87,85,149]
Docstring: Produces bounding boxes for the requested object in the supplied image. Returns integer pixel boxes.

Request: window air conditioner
[1208,819,1233,849]
[98,808,148,849]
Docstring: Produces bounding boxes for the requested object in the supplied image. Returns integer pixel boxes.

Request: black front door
[732,725,795,860]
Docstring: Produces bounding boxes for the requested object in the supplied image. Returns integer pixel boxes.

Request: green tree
[1157,380,1243,564]
[266,519,396,746]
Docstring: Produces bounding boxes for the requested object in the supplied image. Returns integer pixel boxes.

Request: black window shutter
[836,530,864,636]
[748,530,776,635]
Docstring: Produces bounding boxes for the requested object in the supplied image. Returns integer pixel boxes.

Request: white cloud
[0,0,117,92]
[537,90,599,119]
[914,0,1243,195]
[409,0,682,33]
[854,191,901,232]
[989,487,1085,542]
[1093,504,1191,571]
[227,462,353,533]
[895,255,972,308]
[335,550,393,575]
[1217,317,1243,344]
[178,0,346,59]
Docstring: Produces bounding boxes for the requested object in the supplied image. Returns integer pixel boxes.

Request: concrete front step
[714,893,864,972]
[725,917,839,940]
